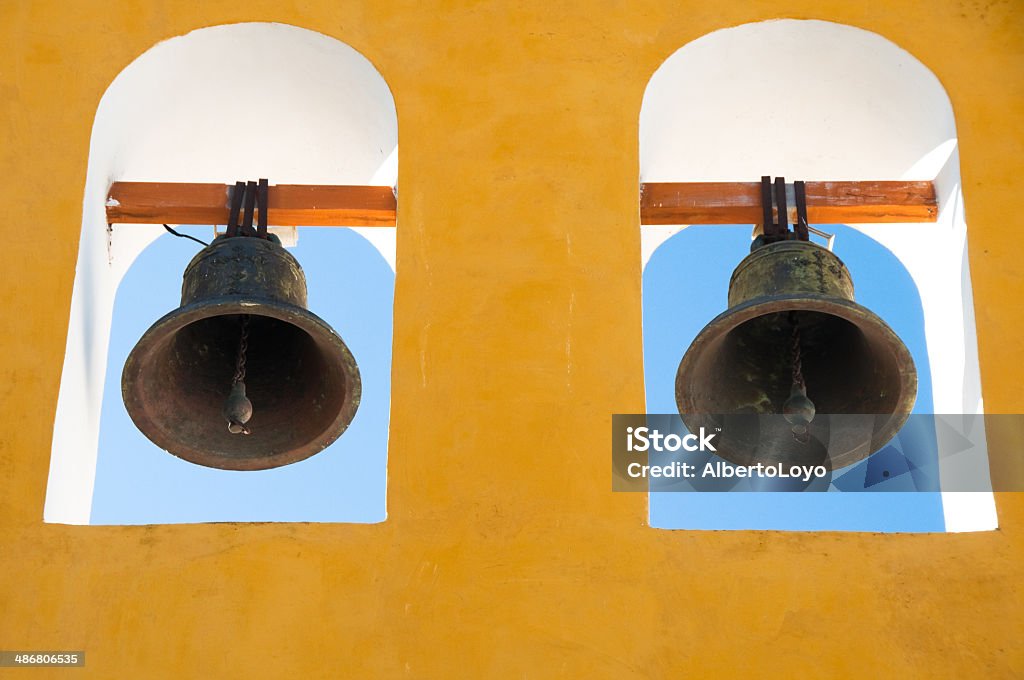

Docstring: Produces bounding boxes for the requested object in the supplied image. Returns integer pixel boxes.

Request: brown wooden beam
[641,180,937,224]
[106,182,398,227]
[106,180,938,228]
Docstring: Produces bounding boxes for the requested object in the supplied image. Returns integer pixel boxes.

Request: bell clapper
[224,314,253,435]
[783,312,815,443]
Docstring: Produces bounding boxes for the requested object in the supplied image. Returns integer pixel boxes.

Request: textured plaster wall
[0,1,1022,677]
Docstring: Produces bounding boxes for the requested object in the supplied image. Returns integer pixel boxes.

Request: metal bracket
[224,179,271,239]
[752,176,835,251]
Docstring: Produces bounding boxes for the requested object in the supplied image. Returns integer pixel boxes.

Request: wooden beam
[106,182,398,227]
[106,180,938,228]
[641,180,937,224]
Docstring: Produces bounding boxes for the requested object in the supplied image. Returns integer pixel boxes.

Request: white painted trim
[640,19,996,532]
[45,23,398,524]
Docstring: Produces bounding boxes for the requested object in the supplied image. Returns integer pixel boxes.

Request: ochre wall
[1,1,1022,677]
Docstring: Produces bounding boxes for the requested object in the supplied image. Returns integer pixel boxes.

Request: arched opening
[46,22,398,524]
[639,19,994,532]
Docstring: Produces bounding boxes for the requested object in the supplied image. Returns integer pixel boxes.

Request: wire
[163,224,209,247]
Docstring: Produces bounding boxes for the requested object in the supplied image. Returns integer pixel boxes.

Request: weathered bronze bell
[122,234,361,471]
[675,240,917,470]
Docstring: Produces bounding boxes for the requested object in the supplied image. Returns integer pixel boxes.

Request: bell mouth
[675,294,917,470]
[121,297,361,471]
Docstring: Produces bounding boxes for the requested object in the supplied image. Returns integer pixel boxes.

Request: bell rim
[121,296,362,471]
[675,293,917,469]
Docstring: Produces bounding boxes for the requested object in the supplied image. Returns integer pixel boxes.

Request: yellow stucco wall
[1,1,1022,677]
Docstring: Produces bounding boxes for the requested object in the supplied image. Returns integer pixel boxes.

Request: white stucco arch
[46,22,398,524]
[639,19,995,532]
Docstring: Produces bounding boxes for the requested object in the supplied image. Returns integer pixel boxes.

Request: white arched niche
[640,19,995,532]
[46,22,398,524]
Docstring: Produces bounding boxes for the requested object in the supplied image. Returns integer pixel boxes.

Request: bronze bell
[675,239,917,470]
[121,234,361,471]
